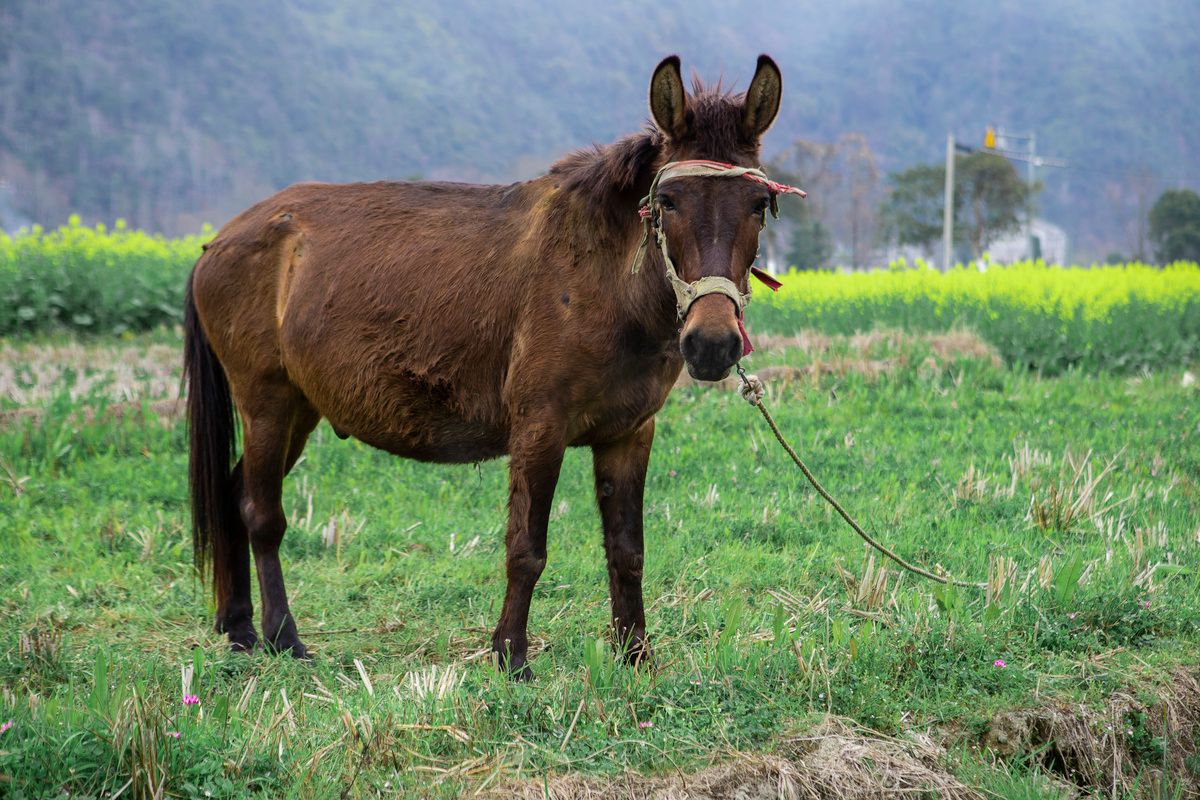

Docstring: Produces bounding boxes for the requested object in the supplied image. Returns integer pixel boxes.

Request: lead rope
[736,365,985,590]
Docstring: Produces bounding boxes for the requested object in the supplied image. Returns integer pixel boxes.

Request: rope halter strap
[630,160,805,324]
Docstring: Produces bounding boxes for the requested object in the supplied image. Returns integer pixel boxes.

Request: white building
[986,218,1069,264]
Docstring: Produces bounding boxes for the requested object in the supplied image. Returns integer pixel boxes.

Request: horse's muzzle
[680,325,742,381]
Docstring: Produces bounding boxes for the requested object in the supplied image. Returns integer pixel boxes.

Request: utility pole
[1027,132,1037,258]
[942,133,955,272]
[989,128,1064,259]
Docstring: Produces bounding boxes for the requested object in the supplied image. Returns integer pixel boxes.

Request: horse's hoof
[265,638,311,660]
[616,632,652,667]
[284,642,312,661]
[492,649,533,681]
[224,624,259,654]
[623,643,653,668]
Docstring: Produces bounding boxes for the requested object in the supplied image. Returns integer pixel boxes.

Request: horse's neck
[539,133,678,340]
[570,197,677,339]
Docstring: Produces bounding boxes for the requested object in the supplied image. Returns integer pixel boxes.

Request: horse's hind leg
[219,403,318,653]
[216,461,257,651]
[237,385,320,658]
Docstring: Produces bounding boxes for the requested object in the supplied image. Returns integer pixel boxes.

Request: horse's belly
[290,360,508,463]
[354,419,508,463]
[332,398,507,463]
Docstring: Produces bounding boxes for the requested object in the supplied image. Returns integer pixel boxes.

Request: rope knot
[738,372,764,405]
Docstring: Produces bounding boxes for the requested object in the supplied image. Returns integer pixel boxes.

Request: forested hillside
[1,0,1196,258]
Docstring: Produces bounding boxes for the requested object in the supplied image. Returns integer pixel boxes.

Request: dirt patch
[0,341,181,406]
[981,667,1200,798]
[676,328,1001,391]
[675,361,897,391]
[924,330,1001,364]
[485,670,1200,800]
[0,397,183,430]
[0,340,183,429]
[487,717,982,800]
[752,328,1001,366]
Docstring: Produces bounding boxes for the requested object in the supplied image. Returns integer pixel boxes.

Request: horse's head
[646,55,783,381]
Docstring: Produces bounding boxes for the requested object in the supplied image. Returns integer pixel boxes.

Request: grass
[1,329,1198,798]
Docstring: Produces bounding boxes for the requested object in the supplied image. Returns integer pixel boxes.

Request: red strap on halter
[738,314,754,357]
[751,267,782,291]
[740,269,782,356]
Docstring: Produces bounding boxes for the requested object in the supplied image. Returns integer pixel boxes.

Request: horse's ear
[743,55,782,139]
[649,55,689,139]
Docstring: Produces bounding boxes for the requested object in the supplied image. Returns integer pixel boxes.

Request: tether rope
[735,365,985,590]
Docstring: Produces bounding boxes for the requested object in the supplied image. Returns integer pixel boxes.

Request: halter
[630,160,805,352]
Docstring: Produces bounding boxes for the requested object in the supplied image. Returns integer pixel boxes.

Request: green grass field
[1,328,1198,798]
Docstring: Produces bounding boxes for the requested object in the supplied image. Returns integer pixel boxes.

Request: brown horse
[185,54,787,678]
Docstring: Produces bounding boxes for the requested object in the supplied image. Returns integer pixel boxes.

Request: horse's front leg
[491,420,565,680]
[592,418,655,666]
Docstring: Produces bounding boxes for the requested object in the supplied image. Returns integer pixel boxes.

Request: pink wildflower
[183,694,200,706]
[638,720,653,729]
[166,731,182,739]
[1068,612,1077,620]
[993,659,1006,668]
[1142,600,1151,609]
[0,720,12,735]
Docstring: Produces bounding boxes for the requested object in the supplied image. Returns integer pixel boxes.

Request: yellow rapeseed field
[755,259,1200,372]
[3,221,1199,371]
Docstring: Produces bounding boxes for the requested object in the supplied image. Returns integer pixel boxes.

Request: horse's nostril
[723,329,742,361]
[680,328,742,377]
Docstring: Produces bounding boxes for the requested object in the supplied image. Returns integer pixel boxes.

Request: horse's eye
[658,196,676,212]
[752,199,769,216]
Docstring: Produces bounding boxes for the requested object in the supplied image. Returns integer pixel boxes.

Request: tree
[878,152,1036,260]
[877,164,950,255]
[1148,189,1200,263]
[956,152,1036,258]
[839,133,880,269]
[765,142,834,271]
[1130,170,1155,262]
[767,135,879,270]
[786,206,833,270]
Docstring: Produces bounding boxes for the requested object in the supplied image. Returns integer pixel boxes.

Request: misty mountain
[1,0,1196,259]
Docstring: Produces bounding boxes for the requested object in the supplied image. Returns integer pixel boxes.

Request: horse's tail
[183,272,238,608]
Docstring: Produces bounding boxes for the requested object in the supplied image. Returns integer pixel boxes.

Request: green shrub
[0,217,210,336]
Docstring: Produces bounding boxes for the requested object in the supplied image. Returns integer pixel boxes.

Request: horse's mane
[550,79,752,215]
[549,129,662,214]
